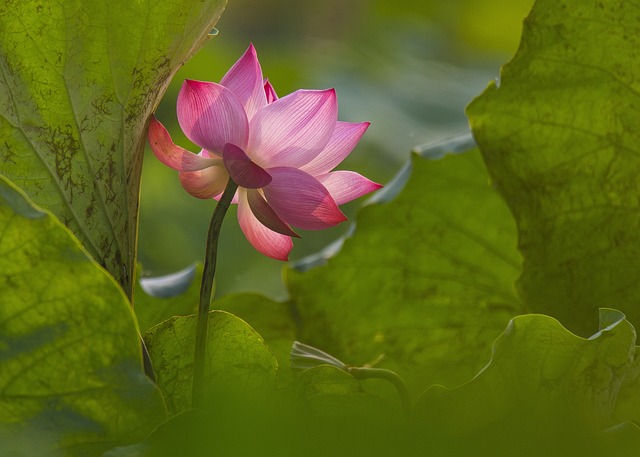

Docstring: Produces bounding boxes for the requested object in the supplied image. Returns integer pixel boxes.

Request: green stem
[192,178,238,407]
[347,366,412,418]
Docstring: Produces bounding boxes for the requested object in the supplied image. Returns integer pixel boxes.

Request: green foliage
[2,0,640,455]
[414,309,640,456]
[0,177,165,457]
[213,144,525,401]
[286,148,524,395]
[143,311,278,416]
[213,293,296,384]
[467,0,640,335]
[0,0,226,297]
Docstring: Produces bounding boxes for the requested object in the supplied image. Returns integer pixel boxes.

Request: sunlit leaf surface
[467,0,640,334]
[216,145,523,398]
[415,309,640,455]
[144,311,278,416]
[286,148,523,395]
[0,177,165,457]
[0,0,226,296]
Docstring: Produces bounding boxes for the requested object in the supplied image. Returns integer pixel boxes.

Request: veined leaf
[467,0,640,334]
[415,309,640,455]
[0,177,166,457]
[212,141,519,398]
[213,293,297,384]
[286,147,523,395]
[143,311,278,416]
[0,0,226,297]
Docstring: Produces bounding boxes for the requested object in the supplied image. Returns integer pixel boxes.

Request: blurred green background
[138,0,533,299]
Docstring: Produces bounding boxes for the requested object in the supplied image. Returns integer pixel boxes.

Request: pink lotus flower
[148,44,381,260]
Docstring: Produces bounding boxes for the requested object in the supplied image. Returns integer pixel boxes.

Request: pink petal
[246,189,299,237]
[220,44,267,120]
[222,143,272,189]
[213,190,239,205]
[177,80,249,154]
[179,167,229,199]
[264,80,278,103]
[237,189,293,260]
[248,89,338,169]
[148,117,222,171]
[315,171,383,205]
[301,121,370,176]
[262,167,346,230]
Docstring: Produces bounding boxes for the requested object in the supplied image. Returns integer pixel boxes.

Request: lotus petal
[248,89,337,168]
[177,80,249,154]
[263,167,346,230]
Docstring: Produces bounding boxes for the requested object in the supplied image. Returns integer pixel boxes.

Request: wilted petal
[222,143,272,189]
[148,117,222,171]
[262,167,346,230]
[238,189,293,260]
[315,171,383,205]
[179,166,229,199]
[177,80,249,154]
[248,89,338,168]
[220,44,267,119]
[264,80,278,103]
[301,121,370,176]
[247,189,299,237]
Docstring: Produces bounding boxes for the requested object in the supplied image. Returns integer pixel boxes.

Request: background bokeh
[138,0,533,299]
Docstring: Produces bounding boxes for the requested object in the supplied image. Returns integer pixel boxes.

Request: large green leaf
[0,0,226,297]
[217,142,522,397]
[0,177,166,457]
[143,311,278,416]
[467,0,640,334]
[287,147,523,395]
[414,309,640,456]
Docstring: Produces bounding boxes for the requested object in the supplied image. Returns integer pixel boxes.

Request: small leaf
[0,177,166,456]
[213,293,297,383]
[143,311,278,416]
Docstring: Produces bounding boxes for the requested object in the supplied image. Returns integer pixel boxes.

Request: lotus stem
[192,178,238,407]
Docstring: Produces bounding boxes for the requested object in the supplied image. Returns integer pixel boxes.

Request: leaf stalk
[347,366,412,418]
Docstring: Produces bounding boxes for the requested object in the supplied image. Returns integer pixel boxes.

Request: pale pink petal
[248,89,338,168]
[247,189,299,237]
[264,80,278,103]
[315,171,383,205]
[148,117,222,171]
[177,80,249,154]
[237,189,293,260]
[222,143,272,189]
[262,167,346,230]
[220,44,267,119]
[300,121,370,176]
[213,190,239,205]
[201,149,221,159]
[179,167,229,199]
